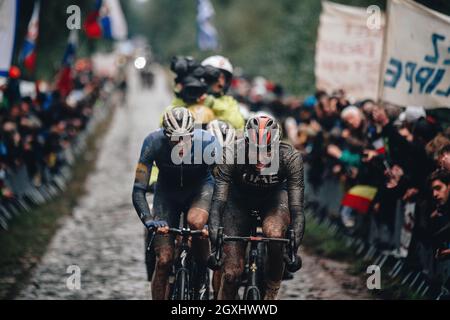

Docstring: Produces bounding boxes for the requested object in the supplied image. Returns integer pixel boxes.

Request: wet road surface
[18,67,370,300]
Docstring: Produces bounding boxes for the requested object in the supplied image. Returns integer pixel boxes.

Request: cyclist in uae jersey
[209,115,305,300]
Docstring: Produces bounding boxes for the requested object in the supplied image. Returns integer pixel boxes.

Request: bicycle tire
[244,286,261,300]
[256,242,267,298]
[201,271,211,300]
[173,269,190,300]
[190,261,211,300]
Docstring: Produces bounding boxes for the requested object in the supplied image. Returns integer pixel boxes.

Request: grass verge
[0,102,116,300]
[303,212,421,300]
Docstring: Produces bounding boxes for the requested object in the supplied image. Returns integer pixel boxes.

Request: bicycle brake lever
[146,228,157,252]
[215,227,224,262]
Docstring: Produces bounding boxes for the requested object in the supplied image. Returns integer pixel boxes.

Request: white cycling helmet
[162,107,195,138]
[207,120,236,147]
[201,55,234,76]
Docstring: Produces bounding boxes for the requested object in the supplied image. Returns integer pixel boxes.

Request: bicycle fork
[244,244,261,300]
[171,248,190,300]
[244,220,263,300]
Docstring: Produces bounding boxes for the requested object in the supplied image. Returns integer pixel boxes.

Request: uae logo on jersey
[242,172,280,186]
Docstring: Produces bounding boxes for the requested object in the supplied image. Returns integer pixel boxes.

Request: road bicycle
[213,210,299,300]
[147,214,210,300]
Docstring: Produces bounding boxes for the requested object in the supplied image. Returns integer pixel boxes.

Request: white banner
[0,0,18,77]
[315,1,385,100]
[380,0,450,108]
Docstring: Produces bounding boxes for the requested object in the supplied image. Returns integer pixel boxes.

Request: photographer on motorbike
[202,56,245,130]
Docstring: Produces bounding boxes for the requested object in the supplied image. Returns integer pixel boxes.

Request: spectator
[428,170,450,291]
[229,73,450,294]
[438,145,450,171]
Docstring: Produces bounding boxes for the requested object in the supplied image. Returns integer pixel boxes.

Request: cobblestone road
[18,67,370,300]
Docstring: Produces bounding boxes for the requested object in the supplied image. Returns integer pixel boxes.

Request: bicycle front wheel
[172,269,190,300]
[244,286,261,300]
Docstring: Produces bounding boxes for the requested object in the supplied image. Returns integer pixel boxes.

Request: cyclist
[207,120,236,179]
[150,68,214,190]
[207,120,236,152]
[151,56,243,189]
[208,115,305,300]
[202,55,245,130]
[132,107,218,300]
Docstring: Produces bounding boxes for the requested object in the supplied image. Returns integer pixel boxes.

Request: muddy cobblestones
[18,68,370,300]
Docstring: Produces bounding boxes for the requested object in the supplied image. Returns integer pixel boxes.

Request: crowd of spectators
[0,61,108,211]
[230,75,450,296]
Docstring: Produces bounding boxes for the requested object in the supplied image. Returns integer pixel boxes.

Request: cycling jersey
[152,95,243,187]
[210,141,305,246]
[132,128,217,224]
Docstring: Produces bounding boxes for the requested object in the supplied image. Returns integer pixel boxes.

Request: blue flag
[197,0,219,51]
[62,30,78,67]
[19,0,40,72]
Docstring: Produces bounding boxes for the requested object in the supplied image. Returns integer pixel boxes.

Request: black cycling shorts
[221,188,290,238]
[152,179,214,249]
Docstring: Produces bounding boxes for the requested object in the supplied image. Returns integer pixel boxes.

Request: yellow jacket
[160,97,215,126]
[160,95,244,129]
[211,95,245,129]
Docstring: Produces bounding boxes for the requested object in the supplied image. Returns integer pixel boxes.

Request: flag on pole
[372,137,386,155]
[101,0,128,40]
[62,30,78,67]
[0,0,19,78]
[197,0,219,51]
[379,0,450,109]
[84,0,103,39]
[56,30,78,98]
[84,0,128,41]
[341,185,378,215]
[20,0,40,73]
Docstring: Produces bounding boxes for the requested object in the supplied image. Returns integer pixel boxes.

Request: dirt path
[279,250,371,300]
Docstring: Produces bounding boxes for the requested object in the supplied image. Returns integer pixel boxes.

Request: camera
[170,56,201,83]
[171,56,221,86]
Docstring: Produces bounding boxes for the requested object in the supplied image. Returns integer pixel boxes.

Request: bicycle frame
[171,228,201,300]
[215,211,291,300]
[147,226,204,300]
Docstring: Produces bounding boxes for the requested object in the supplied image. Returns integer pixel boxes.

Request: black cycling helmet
[162,107,195,139]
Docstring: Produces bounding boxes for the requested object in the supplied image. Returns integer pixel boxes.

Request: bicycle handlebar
[167,228,204,236]
[210,227,298,272]
[224,236,289,244]
[146,227,205,251]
